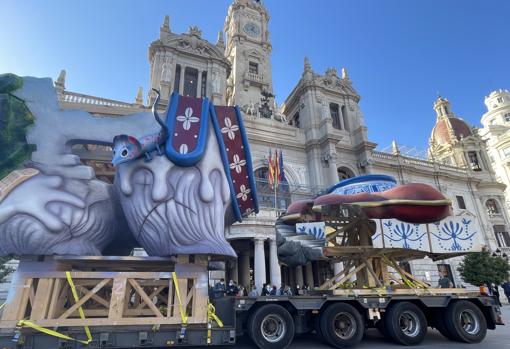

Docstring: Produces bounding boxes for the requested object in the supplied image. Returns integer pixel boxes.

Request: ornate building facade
[479,89,510,250]
[9,0,506,296]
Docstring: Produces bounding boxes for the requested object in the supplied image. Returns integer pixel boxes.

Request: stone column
[239,251,250,288]
[254,238,266,291]
[305,263,314,288]
[295,265,304,287]
[269,239,281,287]
[179,66,185,95]
[197,70,203,98]
[231,260,238,283]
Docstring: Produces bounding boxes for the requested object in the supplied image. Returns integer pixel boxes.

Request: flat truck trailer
[0,256,504,349]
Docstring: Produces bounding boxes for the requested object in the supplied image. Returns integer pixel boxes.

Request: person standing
[502,281,510,303]
[213,278,226,298]
[226,280,239,296]
[492,284,502,307]
[248,286,259,297]
[438,273,452,288]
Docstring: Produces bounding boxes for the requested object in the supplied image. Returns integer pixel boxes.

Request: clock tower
[224,0,274,111]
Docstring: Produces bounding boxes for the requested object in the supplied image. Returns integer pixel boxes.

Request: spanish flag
[268,148,274,188]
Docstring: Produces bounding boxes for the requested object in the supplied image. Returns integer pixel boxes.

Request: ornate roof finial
[302,56,314,81]
[216,30,225,50]
[135,86,143,105]
[304,56,311,72]
[342,67,349,80]
[160,15,170,36]
[391,139,400,155]
[188,26,202,38]
[55,69,66,94]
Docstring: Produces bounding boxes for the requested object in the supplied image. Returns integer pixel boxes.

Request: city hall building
[4,0,508,296]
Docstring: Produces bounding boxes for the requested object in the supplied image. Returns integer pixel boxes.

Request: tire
[319,303,364,348]
[375,318,389,339]
[444,301,487,343]
[432,314,456,340]
[247,304,295,349]
[384,302,427,346]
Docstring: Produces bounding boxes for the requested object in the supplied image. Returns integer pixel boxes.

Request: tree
[458,250,510,286]
[0,257,14,283]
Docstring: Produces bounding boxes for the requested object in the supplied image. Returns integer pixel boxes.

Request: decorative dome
[431,117,472,145]
[430,96,472,145]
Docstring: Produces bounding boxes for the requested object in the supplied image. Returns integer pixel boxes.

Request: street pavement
[202,305,510,349]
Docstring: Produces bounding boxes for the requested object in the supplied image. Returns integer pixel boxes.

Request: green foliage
[0,256,14,283]
[458,250,510,286]
[0,74,35,180]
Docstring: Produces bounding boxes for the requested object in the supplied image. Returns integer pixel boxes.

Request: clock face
[243,22,260,37]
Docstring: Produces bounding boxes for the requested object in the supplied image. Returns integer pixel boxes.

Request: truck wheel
[375,318,389,339]
[247,304,295,349]
[319,303,364,348]
[444,301,487,343]
[433,315,455,340]
[384,302,427,345]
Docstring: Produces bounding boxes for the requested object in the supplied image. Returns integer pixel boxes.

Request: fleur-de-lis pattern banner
[372,213,484,253]
[165,93,259,221]
[211,105,259,221]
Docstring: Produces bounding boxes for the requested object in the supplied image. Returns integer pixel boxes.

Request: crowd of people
[210,279,311,298]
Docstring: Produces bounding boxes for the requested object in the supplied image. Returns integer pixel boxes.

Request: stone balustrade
[245,72,264,83]
[372,150,467,175]
[61,91,143,109]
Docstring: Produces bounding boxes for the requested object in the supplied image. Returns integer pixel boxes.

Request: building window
[504,113,510,122]
[173,64,181,93]
[330,103,341,130]
[337,167,354,181]
[494,225,510,248]
[497,97,504,103]
[249,61,259,75]
[183,67,199,97]
[201,71,207,98]
[292,112,300,128]
[467,151,481,171]
[456,195,466,210]
[502,147,510,158]
[486,199,500,216]
[341,105,349,131]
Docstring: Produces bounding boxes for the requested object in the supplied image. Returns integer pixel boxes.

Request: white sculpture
[246,100,256,116]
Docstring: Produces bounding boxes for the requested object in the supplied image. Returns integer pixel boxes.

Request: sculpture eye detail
[121,149,128,157]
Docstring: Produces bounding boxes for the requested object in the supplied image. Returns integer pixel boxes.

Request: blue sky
[1,0,509,150]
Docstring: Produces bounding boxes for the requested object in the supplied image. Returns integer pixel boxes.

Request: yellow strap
[65,271,92,344]
[0,302,5,310]
[207,303,223,328]
[171,272,188,325]
[16,272,92,345]
[17,320,91,345]
[206,302,224,344]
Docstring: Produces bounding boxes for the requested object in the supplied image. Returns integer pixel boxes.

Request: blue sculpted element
[112,89,168,166]
[297,225,307,234]
[165,92,209,167]
[431,219,477,252]
[384,221,426,249]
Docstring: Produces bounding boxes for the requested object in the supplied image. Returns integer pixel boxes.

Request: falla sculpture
[0,74,258,257]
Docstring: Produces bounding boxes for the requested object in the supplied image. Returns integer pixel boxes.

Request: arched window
[337,167,355,181]
[486,199,500,215]
[254,167,291,210]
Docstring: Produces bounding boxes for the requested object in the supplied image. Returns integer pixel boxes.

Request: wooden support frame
[0,259,209,329]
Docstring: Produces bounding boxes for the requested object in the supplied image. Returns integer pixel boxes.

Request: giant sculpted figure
[0,75,258,257]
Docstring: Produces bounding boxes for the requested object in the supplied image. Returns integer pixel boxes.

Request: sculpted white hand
[0,174,86,232]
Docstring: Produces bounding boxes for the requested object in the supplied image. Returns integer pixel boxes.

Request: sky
[1,0,509,151]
